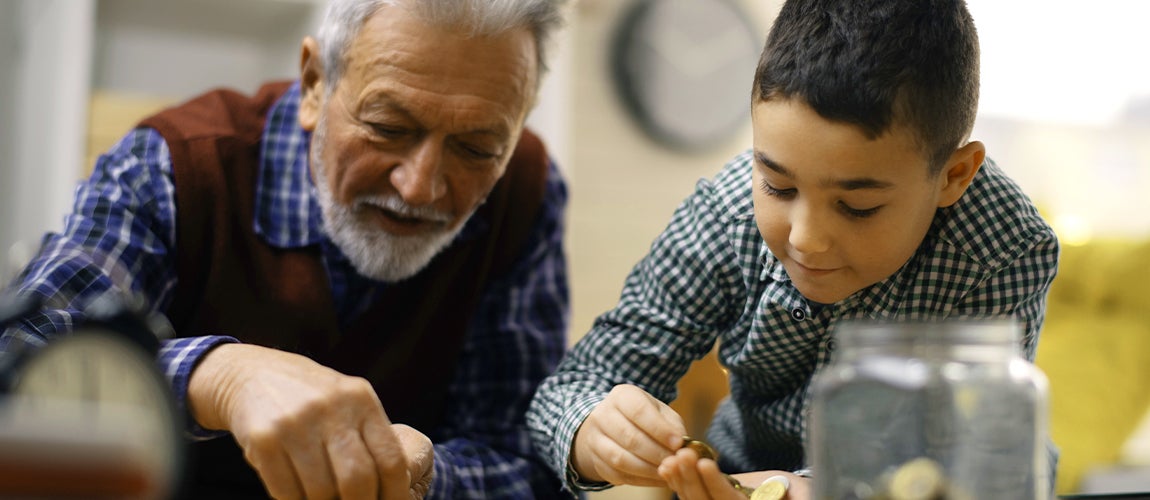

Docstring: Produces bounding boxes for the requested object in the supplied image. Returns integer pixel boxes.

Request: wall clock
[611,0,761,152]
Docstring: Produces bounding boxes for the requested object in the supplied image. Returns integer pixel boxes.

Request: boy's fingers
[600,427,667,482]
[657,400,687,430]
[586,431,667,486]
[697,458,748,500]
[609,385,685,451]
[671,449,711,500]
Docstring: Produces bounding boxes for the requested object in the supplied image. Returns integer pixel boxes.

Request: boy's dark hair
[754,0,979,173]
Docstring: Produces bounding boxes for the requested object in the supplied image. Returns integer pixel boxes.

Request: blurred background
[1,0,1148,497]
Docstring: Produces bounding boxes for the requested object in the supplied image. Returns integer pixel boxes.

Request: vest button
[791,308,806,321]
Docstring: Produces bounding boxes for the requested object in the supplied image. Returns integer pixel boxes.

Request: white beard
[310,117,469,283]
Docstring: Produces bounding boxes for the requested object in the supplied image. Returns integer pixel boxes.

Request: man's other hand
[187,343,417,499]
[392,424,434,498]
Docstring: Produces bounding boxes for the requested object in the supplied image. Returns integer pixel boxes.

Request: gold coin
[750,476,789,500]
[888,457,945,500]
[681,436,719,461]
[727,474,754,498]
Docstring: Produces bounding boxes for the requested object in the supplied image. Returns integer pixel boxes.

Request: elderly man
[0,0,570,498]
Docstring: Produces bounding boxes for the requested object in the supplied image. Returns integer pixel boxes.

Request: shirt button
[791,308,806,321]
[826,339,836,351]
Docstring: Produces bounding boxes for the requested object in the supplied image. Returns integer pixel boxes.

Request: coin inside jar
[888,457,946,500]
[681,436,719,461]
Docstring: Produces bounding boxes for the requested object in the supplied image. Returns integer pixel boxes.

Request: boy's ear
[936,140,986,208]
[298,36,324,132]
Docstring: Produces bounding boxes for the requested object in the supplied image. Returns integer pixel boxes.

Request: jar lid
[831,317,1021,350]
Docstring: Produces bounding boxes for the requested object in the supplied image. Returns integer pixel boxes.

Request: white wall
[93,0,319,99]
[968,0,1150,240]
[0,1,19,280]
[0,0,95,283]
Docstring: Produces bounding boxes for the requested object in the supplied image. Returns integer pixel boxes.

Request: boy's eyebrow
[755,151,793,178]
[834,177,895,191]
[754,150,895,191]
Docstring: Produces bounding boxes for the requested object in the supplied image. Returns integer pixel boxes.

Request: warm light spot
[1052,213,1093,246]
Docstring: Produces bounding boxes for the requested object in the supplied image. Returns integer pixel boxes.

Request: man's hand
[187,343,426,499]
[570,384,686,487]
[659,448,811,500]
[392,424,434,498]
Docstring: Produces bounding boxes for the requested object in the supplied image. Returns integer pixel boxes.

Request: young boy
[527,0,1059,498]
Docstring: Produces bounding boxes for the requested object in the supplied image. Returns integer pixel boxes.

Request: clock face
[10,330,182,498]
[612,0,762,151]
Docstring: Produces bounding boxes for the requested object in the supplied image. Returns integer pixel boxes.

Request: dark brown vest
[140,81,549,496]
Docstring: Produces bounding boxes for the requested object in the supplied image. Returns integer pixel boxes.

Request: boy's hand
[570,384,686,486]
[659,447,812,500]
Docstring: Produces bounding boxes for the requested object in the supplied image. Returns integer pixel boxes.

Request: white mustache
[357,195,452,224]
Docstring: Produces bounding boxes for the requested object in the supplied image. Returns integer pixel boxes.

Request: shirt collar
[758,244,789,284]
[254,81,325,248]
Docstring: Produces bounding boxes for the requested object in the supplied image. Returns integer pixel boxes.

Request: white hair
[315,0,568,90]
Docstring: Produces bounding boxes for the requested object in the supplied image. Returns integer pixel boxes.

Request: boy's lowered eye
[759,178,796,198]
[760,177,884,219]
[838,201,882,219]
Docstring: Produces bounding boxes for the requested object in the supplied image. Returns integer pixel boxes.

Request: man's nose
[788,204,832,254]
[390,139,447,206]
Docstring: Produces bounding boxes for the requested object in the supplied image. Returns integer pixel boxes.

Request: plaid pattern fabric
[2,83,571,499]
[527,150,1059,490]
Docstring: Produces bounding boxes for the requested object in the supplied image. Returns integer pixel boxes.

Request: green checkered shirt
[526,150,1059,490]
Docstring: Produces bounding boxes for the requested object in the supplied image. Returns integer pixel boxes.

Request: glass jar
[808,319,1050,500]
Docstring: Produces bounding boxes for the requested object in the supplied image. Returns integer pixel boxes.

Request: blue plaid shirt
[1,82,571,498]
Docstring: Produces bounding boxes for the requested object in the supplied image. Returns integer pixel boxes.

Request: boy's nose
[390,139,447,206]
[789,206,832,254]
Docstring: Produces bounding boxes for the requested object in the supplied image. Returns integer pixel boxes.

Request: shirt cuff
[566,459,612,491]
[158,335,239,439]
[559,393,612,492]
[426,447,449,498]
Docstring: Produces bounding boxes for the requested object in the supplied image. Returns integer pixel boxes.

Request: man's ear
[298,36,324,132]
[936,140,986,207]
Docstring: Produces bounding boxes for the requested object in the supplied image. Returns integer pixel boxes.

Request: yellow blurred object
[1037,238,1150,494]
[86,91,176,177]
